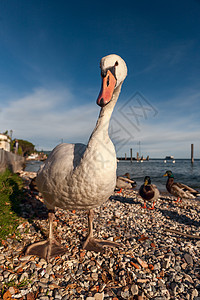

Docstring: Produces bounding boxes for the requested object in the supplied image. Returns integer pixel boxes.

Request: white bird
[26,54,128,261]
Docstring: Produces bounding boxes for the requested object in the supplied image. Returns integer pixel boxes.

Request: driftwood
[165,228,200,240]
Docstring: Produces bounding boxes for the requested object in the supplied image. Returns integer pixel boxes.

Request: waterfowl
[26,54,128,261]
[139,176,159,209]
[163,170,200,203]
[116,173,136,193]
[123,173,137,187]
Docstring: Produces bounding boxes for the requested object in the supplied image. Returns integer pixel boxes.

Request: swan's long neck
[88,83,122,146]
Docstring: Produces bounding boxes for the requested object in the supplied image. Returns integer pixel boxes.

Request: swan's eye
[101,70,106,78]
[107,75,110,87]
[115,61,118,66]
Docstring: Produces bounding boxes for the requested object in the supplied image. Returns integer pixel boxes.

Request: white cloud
[111,90,200,159]
[0,85,199,158]
[0,87,99,150]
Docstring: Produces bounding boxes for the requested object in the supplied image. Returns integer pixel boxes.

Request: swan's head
[97,54,127,107]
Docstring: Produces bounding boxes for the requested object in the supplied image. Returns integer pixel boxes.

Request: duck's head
[123,172,131,179]
[163,170,174,178]
[97,54,127,107]
[144,176,151,186]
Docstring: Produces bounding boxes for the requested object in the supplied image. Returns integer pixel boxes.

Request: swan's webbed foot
[25,210,67,262]
[83,237,121,253]
[83,209,122,253]
[26,239,67,262]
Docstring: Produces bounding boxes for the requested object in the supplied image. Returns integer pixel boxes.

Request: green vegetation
[1,278,33,298]
[0,169,24,243]
[11,139,35,156]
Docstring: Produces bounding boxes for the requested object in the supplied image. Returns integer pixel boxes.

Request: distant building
[0,134,11,152]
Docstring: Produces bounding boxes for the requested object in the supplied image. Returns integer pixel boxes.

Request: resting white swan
[26,54,127,261]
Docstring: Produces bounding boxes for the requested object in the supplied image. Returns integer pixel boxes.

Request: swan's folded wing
[36,143,86,193]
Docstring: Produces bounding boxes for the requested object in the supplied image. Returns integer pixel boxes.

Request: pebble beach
[0,171,199,300]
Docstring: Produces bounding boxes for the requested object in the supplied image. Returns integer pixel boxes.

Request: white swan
[26,54,128,261]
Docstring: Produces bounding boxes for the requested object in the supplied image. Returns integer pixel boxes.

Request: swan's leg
[26,210,66,262]
[82,209,122,253]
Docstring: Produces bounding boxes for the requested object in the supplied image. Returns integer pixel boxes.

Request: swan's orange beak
[97,70,116,107]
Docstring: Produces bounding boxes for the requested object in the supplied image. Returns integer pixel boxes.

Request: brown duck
[115,173,136,193]
[163,170,200,203]
[139,176,159,209]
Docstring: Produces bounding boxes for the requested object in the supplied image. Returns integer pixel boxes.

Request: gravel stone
[0,170,199,300]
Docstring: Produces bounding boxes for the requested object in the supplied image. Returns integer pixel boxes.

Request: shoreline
[0,171,199,299]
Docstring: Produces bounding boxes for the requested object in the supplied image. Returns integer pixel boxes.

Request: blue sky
[0,0,200,158]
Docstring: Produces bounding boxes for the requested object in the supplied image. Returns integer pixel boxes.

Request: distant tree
[18,146,23,156]
[11,139,35,156]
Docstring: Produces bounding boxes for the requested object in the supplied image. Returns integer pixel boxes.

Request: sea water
[117,159,200,192]
[25,159,200,192]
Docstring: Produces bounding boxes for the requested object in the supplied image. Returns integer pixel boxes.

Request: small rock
[3,271,10,278]
[94,292,104,300]
[114,211,121,218]
[27,293,35,300]
[184,274,194,283]
[19,255,32,261]
[99,283,106,292]
[121,290,129,299]
[137,257,148,268]
[91,273,98,281]
[8,287,16,295]
[191,289,198,300]
[181,262,187,269]
[8,273,17,281]
[38,282,48,288]
[137,279,149,283]
[184,253,193,266]
[131,284,138,295]
[163,256,171,269]
[0,255,5,261]
[19,272,29,282]
[91,266,98,272]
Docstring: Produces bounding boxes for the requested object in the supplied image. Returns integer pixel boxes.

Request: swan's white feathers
[35,54,127,212]
[100,54,127,87]
[37,140,117,210]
